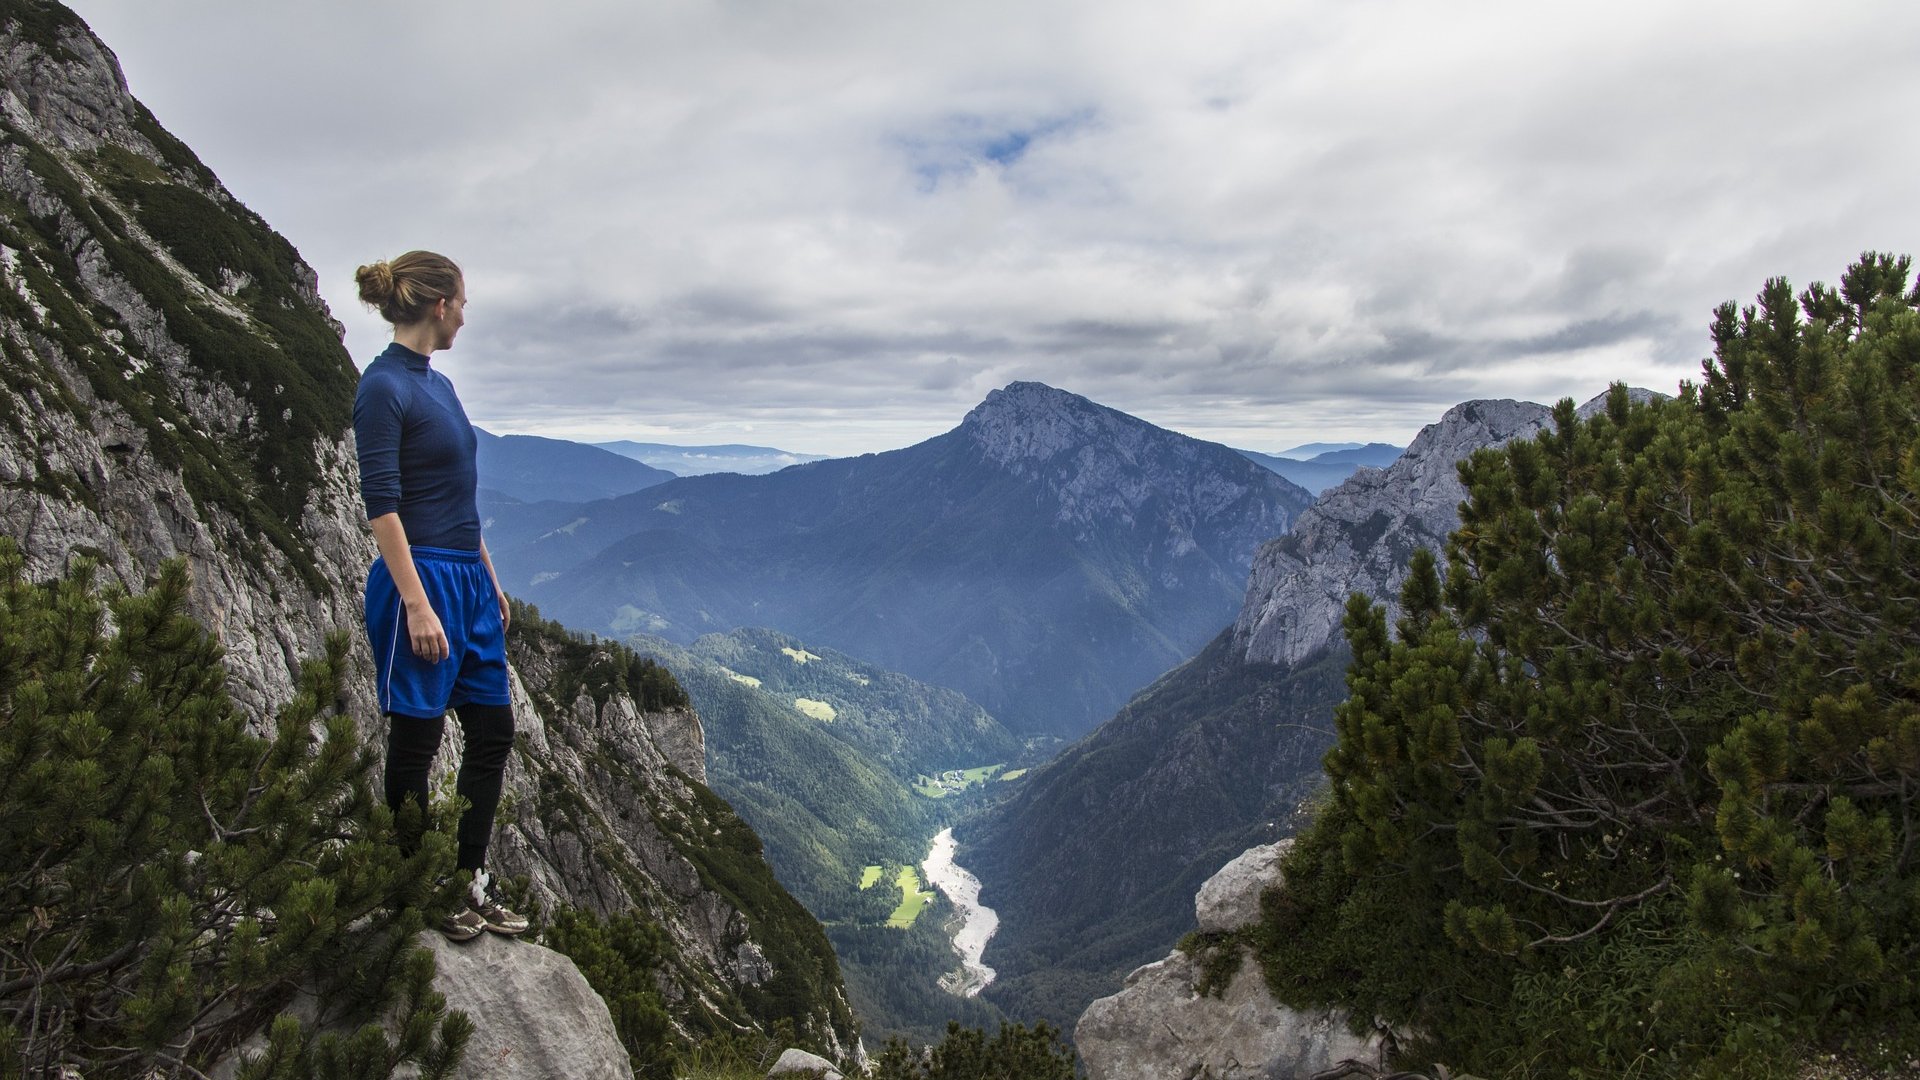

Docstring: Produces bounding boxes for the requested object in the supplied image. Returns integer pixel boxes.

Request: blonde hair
[355,250,462,326]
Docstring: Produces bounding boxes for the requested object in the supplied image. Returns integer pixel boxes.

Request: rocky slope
[1232,399,1554,667]
[0,1,371,723]
[494,609,860,1056]
[0,3,859,1065]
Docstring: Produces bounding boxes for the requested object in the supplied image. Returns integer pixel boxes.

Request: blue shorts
[365,546,510,720]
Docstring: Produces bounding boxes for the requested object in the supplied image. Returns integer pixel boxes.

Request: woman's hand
[497,589,511,632]
[405,596,451,662]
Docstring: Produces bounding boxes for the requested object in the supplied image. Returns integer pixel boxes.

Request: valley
[473,387,1408,1042]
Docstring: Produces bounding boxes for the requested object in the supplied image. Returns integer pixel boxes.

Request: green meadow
[857,861,934,929]
[886,866,933,929]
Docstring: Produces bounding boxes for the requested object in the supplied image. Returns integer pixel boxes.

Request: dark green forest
[1257,254,1920,1078]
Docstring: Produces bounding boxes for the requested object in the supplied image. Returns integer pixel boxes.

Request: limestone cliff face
[0,5,370,723]
[1231,399,1554,669]
[0,4,859,1063]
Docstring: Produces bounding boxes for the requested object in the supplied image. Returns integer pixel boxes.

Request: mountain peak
[958,382,1160,466]
[965,380,1102,422]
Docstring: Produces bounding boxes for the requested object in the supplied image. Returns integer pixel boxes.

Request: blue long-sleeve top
[352,342,482,551]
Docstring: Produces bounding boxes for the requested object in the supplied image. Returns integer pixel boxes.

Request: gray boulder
[214,934,630,1080]
[424,933,633,1080]
[1077,837,1385,1079]
[1195,839,1291,934]
[1077,950,1383,1080]
[767,1047,844,1078]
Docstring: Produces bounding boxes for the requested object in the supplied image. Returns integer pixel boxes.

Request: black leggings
[384,703,515,872]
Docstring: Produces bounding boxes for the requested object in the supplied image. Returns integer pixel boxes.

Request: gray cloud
[64,0,1920,455]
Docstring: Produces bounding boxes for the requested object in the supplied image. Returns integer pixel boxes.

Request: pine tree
[1258,253,1920,1077]
[0,539,471,1078]
[868,1021,1076,1080]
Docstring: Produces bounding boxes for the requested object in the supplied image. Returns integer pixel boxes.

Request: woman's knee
[456,703,515,767]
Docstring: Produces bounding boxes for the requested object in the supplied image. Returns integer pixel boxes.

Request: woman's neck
[393,324,438,357]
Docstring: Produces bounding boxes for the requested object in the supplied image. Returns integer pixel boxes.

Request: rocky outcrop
[212,934,634,1080]
[425,934,634,1080]
[1232,390,1659,669]
[1076,840,1386,1080]
[1194,841,1288,934]
[1232,399,1554,668]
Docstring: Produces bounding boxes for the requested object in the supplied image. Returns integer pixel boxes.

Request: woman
[352,250,527,942]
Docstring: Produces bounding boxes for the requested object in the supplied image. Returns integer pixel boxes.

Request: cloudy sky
[63,0,1920,457]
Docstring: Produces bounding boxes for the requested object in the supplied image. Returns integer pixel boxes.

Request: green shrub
[1257,253,1920,1077]
[542,908,676,1078]
[868,1021,1076,1080]
[0,538,469,1078]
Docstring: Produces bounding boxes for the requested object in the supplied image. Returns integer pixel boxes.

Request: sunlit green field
[886,866,934,928]
[793,697,836,721]
[858,865,883,890]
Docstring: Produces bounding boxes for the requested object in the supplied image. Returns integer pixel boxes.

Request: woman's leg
[450,702,515,872]
[385,712,447,855]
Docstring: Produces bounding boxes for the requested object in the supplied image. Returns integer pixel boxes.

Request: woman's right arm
[368,513,449,663]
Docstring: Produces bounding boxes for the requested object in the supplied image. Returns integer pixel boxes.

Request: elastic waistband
[402,545,482,564]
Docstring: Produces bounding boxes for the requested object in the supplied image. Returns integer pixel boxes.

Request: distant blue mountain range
[1274,440,1361,458]
[595,440,828,476]
[1237,442,1403,494]
[473,427,675,503]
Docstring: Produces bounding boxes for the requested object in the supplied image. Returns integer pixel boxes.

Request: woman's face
[435,280,467,350]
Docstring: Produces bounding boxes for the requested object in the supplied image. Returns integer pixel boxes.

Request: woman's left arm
[479,539,510,631]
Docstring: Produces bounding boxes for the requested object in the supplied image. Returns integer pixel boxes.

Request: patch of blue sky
[897,108,1098,192]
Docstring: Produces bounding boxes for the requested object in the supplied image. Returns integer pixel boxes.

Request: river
[920,827,999,997]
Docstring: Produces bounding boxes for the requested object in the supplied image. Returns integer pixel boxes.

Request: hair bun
[355,260,396,307]
[357,250,461,326]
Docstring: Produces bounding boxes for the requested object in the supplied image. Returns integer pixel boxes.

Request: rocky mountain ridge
[1233,390,1658,668]
[959,381,1308,543]
[1232,398,1555,667]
